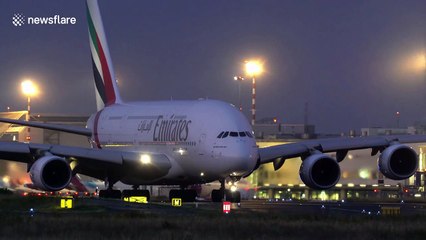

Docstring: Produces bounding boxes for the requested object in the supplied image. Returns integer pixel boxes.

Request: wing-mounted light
[122,152,172,181]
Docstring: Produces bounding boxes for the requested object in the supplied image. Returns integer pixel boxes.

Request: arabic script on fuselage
[137,115,192,142]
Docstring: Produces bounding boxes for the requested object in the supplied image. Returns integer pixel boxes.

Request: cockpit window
[218,131,253,139]
[217,132,224,138]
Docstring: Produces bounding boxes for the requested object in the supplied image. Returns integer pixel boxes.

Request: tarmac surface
[75,198,426,216]
[3,196,426,240]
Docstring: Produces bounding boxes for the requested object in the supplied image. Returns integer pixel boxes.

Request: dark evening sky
[1,0,426,133]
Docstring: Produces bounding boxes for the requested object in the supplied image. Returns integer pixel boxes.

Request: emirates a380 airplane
[0,0,425,202]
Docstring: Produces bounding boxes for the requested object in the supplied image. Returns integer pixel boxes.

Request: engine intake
[299,154,340,190]
[29,155,72,191]
[378,144,418,180]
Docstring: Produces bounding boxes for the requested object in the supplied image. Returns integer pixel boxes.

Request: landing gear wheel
[211,189,223,202]
[122,189,150,202]
[169,189,197,202]
[226,190,241,203]
[99,189,122,199]
[211,190,241,202]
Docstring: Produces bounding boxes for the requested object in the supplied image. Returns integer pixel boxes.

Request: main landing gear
[211,179,241,203]
[99,189,122,199]
[122,185,150,202]
[98,181,151,201]
[169,187,197,202]
[98,179,122,199]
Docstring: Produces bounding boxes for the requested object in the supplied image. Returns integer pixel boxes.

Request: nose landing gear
[211,179,241,203]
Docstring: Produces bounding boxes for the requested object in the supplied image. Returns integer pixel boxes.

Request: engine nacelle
[299,154,341,190]
[29,155,72,191]
[378,144,418,180]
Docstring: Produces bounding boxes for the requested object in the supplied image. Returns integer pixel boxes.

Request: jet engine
[299,154,341,189]
[378,144,418,180]
[29,155,72,191]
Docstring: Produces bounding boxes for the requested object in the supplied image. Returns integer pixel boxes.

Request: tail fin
[86,0,122,110]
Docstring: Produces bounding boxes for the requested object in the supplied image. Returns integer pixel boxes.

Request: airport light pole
[245,60,263,126]
[396,111,400,128]
[21,80,38,142]
[234,76,244,111]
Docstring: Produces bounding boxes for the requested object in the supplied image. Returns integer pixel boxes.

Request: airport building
[1,111,426,201]
[250,121,426,201]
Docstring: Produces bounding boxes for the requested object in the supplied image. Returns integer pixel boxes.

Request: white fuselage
[86,99,259,185]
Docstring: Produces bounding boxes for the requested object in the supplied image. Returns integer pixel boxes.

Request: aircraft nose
[225,140,258,174]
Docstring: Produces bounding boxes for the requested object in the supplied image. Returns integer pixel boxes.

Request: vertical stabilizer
[86,0,122,110]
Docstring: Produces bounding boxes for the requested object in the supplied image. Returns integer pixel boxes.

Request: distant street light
[21,79,38,142]
[233,76,244,111]
[396,111,400,128]
[245,60,263,126]
[414,54,426,72]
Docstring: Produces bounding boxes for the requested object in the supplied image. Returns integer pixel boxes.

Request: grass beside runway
[1,195,426,239]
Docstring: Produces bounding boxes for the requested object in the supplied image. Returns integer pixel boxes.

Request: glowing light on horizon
[21,80,38,97]
[245,60,264,77]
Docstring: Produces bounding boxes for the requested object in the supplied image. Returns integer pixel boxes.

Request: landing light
[2,176,10,184]
[140,154,151,164]
[174,148,187,155]
[178,149,185,155]
[230,185,238,192]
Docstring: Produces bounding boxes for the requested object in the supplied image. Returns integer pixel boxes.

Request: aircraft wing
[0,141,172,186]
[258,135,426,168]
[0,118,92,136]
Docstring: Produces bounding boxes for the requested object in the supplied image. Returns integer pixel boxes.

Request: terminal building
[0,111,425,201]
[251,120,426,201]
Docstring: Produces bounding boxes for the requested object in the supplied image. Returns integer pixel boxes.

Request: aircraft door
[198,133,207,156]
